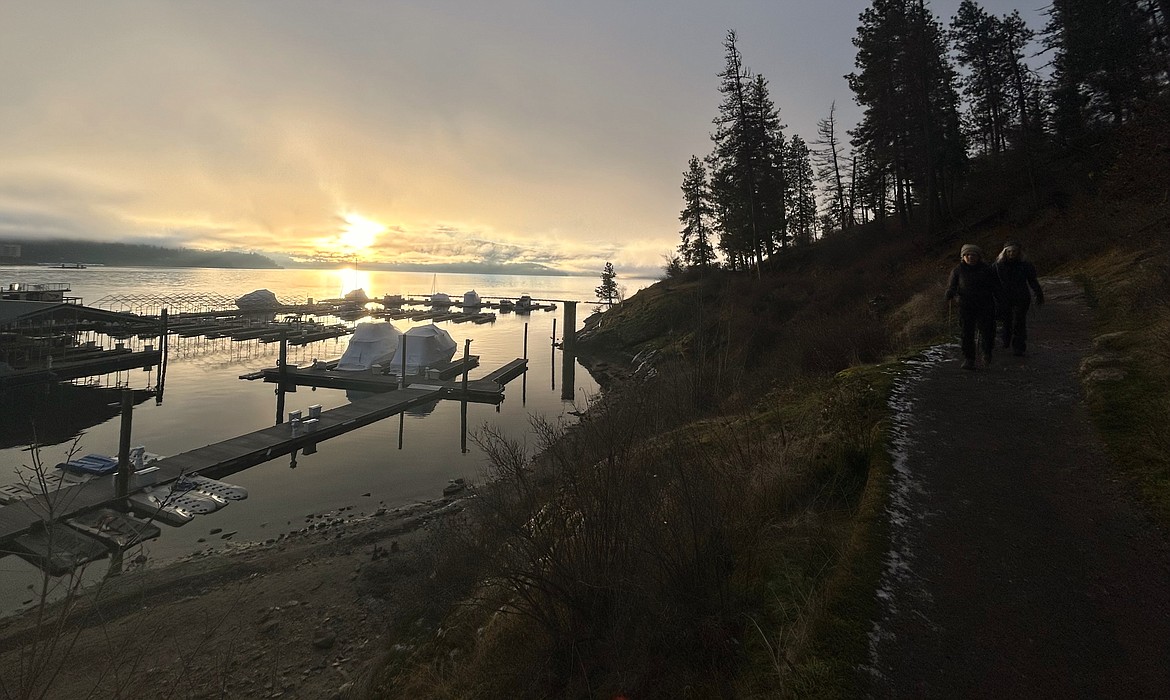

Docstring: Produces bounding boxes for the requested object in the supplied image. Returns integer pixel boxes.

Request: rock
[1084,367,1127,384]
[312,631,337,649]
[1092,331,1128,351]
[1079,352,1127,374]
[209,528,223,535]
[259,620,280,634]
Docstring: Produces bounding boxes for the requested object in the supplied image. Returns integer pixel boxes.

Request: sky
[0,1,1047,277]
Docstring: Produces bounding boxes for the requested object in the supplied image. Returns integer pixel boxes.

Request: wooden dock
[243,355,483,391]
[0,386,445,548]
[0,349,162,390]
[0,356,530,561]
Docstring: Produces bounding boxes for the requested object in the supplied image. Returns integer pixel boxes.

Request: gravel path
[868,278,1170,698]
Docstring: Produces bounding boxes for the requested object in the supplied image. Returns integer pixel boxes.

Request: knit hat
[1002,240,1021,252]
[960,244,982,258]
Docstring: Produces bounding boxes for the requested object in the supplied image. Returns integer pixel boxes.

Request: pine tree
[708,30,787,270]
[785,135,818,246]
[950,1,1041,161]
[595,262,618,305]
[748,74,789,253]
[813,102,854,232]
[678,156,717,270]
[848,0,966,232]
[1044,0,1163,138]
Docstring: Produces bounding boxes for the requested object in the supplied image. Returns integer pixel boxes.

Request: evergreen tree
[812,102,854,232]
[708,30,787,270]
[678,155,717,270]
[748,74,789,253]
[950,1,1041,160]
[785,135,818,246]
[595,262,618,304]
[849,0,966,231]
[1044,0,1163,136]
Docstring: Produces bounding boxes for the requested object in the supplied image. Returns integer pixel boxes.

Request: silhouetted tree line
[0,239,281,269]
[676,0,1168,272]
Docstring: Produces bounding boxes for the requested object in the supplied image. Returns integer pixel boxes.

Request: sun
[339,212,384,253]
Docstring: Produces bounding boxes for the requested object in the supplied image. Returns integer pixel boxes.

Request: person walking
[945,243,1001,370]
[993,240,1044,356]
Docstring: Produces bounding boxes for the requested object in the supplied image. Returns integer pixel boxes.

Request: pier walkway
[0,385,443,549]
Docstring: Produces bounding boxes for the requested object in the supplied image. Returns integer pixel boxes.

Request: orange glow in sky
[315,211,386,260]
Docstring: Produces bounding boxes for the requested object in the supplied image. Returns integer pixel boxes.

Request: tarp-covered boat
[335,321,402,372]
[388,324,457,374]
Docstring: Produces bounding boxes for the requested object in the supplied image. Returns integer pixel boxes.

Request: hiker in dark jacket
[945,243,1002,370]
[993,240,1044,356]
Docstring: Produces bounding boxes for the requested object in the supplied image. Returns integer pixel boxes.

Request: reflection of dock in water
[0,357,529,572]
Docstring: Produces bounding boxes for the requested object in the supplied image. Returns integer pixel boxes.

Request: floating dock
[0,357,529,566]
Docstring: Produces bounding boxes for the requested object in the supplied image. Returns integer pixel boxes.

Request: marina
[0,266,648,612]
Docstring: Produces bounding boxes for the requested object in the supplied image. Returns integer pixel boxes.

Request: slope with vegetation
[364,113,1169,699]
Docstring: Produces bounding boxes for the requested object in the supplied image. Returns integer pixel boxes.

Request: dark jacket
[993,259,1044,305]
[945,261,1001,311]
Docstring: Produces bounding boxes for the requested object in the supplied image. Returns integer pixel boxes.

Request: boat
[335,320,401,372]
[127,490,197,526]
[132,482,227,515]
[174,474,249,501]
[387,323,457,374]
[515,294,535,312]
[497,298,515,312]
[236,288,280,310]
[462,290,481,309]
[430,292,452,308]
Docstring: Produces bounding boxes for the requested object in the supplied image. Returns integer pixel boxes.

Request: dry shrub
[393,365,806,698]
[890,286,951,348]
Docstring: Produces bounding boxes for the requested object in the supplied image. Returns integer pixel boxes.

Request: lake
[0,265,652,616]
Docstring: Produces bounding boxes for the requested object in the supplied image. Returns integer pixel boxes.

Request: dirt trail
[868,278,1170,698]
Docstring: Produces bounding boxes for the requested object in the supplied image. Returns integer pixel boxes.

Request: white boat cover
[431,292,451,306]
[236,289,279,309]
[462,290,481,307]
[335,321,402,371]
[389,324,458,373]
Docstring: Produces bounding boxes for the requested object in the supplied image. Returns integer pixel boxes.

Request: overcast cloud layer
[1,1,1043,275]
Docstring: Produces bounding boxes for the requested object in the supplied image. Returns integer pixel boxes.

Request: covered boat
[335,321,401,372]
[389,324,457,374]
[430,292,452,308]
[462,290,481,308]
[236,289,279,310]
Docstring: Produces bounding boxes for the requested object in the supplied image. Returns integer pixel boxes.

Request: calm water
[0,266,651,615]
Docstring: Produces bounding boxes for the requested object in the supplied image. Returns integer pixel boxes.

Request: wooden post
[157,308,169,404]
[400,335,409,388]
[562,301,576,353]
[461,339,471,454]
[461,339,471,393]
[115,389,134,504]
[561,302,577,402]
[276,329,288,425]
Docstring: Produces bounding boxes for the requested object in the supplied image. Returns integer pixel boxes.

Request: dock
[242,355,483,391]
[0,386,444,548]
[0,357,529,566]
[0,349,162,390]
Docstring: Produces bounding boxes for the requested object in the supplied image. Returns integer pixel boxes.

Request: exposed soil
[0,495,469,699]
[869,278,1170,697]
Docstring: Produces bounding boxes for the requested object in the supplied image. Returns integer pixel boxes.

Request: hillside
[0,239,281,269]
